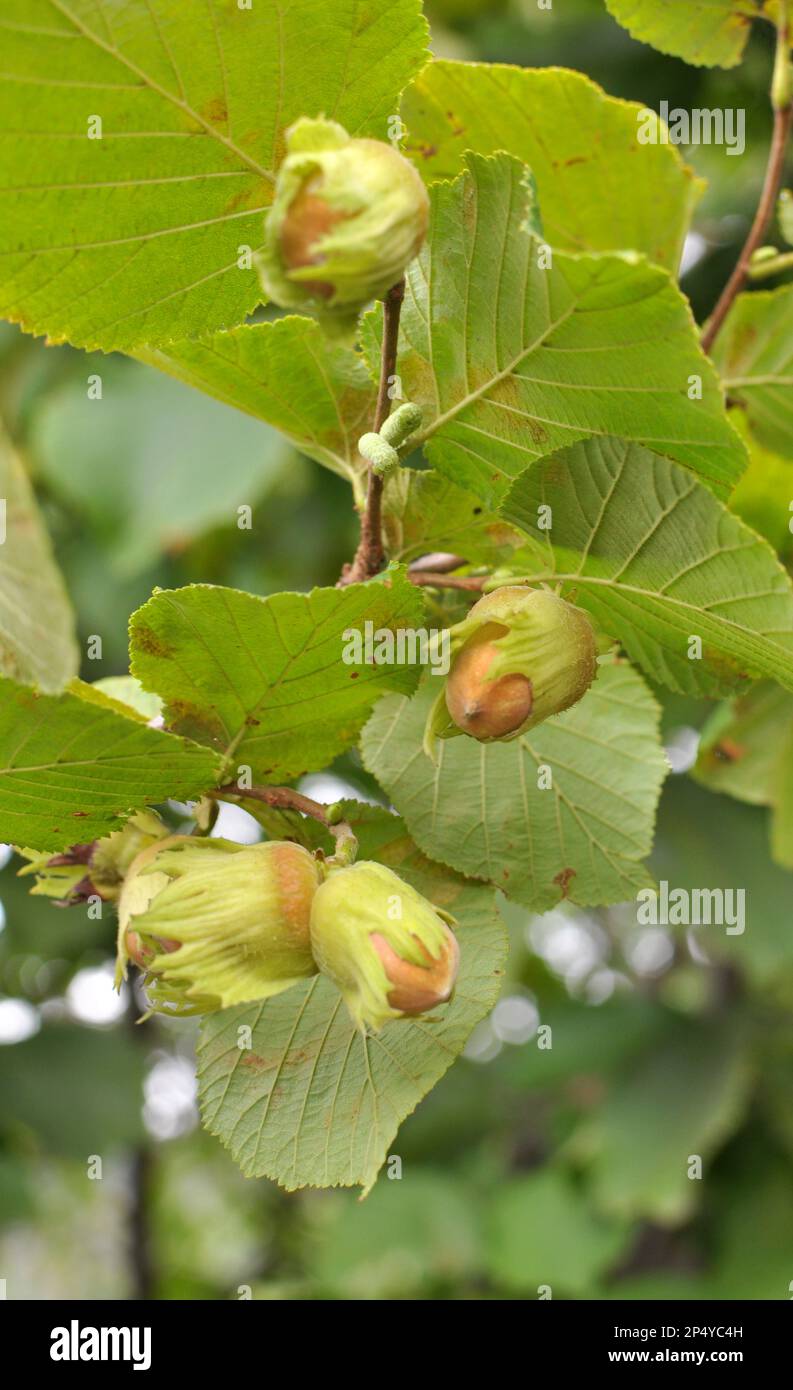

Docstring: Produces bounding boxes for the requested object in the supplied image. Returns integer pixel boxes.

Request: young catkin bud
[115,837,322,1016]
[425,587,597,754]
[309,861,459,1032]
[17,810,169,905]
[258,117,429,337]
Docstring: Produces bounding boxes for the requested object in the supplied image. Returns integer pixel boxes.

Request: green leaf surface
[129,571,427,783]
[361,660,668,912]
[0,852,107,986]
[383,467,519,565]
[0,674,222,851]
[652,773,793,982]
[727,408,793,556]
[29,355,292,576]
[364,153,745,509]
[0,1024,145,1155]
[694,681,793,869]
[694,681,790,805]
[197,824,507,1193]
[578,1020,750,1223]
[486,1170,629,1296]
[502,436,793,697]
[91,674,163,722]
[498,984,669,1091]
[315,1172,481,1297]
[137,318,376,488]
[604,0,758,68]
[401,61,703,269]
[0,0,429,351]
[769,726,793,869]
[707,1159,793,1299]
[712,286,793,459]
[0,422,78,689]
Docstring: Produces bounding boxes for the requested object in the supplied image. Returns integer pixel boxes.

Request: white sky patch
[66,964,128,1025]
[210,800,261,844]
[679,230,708,278]
[0,997,40,1044]
[626,926,675,977]
[491,994,539,1045]
[143,1054,198,1140]
[298,772,380,806]
[463,1019,502,1064]
[665,725,701,774]
[527,909,608,988]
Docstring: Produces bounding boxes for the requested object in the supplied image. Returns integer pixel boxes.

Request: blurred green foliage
[2,0,793,1301]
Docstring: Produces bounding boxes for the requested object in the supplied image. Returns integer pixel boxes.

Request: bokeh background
[2,0,792,1300]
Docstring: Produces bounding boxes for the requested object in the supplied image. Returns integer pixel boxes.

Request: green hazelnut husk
[257,117,429,338]
[425,587,598,755]
[17,810,169,905]
[309,860,459,1032]
[116,836,322,1016]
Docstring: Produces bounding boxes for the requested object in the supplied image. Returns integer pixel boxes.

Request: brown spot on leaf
[241,1052,268,1071]
[164,699,224,747]
[132,625,173,658]
[202,95,228,125]
[444,110,465,138]
[526,416,549,446]
[554,867,576,899]
[714,737,746,763]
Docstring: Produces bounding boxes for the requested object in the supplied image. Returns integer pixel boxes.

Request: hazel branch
[701,3,792,354]
[340,278,405,585]
[408,570,489,592]
[213,783,357,860]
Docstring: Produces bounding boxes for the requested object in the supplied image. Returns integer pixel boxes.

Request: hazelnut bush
[2,0,793,1199]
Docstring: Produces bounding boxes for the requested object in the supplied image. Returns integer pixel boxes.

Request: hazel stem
[339,278,406,585]
[408,570,489,592]
[213,783,357,858]
[701,4,792,354]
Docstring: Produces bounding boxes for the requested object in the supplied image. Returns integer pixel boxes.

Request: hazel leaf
[0,676,222,852]
[0,0,429,351]
[401,61,703,269]
[197,816,507,1194]
[129,570,428,783]
[0,422,78,691]
[604,0,759,69]
[711,285,793,461]
[361,659,668,912]
[502,436,793,697]
[363,152,746,509]
[137,317,377,489]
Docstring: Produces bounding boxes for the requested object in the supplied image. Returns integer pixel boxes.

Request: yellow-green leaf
[0,0,429,350]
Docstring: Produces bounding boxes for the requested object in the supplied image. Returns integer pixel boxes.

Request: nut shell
[444,621,533,738]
